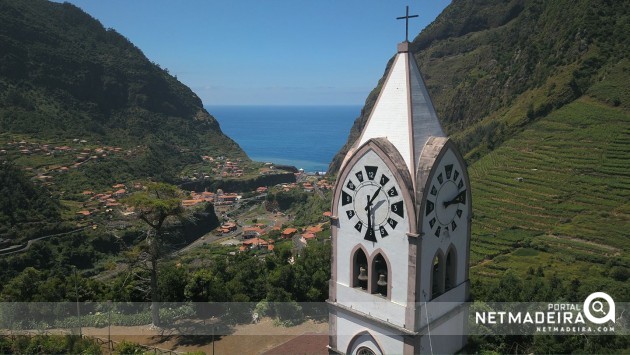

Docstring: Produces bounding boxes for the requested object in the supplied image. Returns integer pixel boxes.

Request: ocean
[207,105,360,173]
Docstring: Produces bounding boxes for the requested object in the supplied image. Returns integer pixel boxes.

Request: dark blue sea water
[207,105,360,173]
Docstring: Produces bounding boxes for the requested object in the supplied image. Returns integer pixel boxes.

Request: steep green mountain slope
[0,0,245,182]
[469,96,629,300]
[330,0,628,171]
[0,162,62,239]
[330,0,629,298]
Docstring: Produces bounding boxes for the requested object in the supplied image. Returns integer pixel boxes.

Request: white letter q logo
[583,292,615,324]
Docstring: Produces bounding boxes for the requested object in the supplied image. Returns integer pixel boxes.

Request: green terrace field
[468,96,629,297]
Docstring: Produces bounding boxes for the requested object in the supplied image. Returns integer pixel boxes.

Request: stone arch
[346,330,384,355]
[431,249,445,299]
[351,245,369,290]
[416,137,472,281]
[445,244,458,291]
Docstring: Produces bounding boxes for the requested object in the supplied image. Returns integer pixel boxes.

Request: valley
[0,0,628,353]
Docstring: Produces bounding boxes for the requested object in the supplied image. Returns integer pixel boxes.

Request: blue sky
[60,1,451,105]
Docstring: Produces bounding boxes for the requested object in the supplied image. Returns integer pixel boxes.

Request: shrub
[115,340,146,354]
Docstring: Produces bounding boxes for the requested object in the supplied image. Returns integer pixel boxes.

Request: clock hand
[364,196,375,241]
[372,199,386,212]
[365,186,383,210]
[443,189,467,208]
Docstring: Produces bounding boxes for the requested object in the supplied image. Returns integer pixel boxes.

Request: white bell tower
[328,13,472,354]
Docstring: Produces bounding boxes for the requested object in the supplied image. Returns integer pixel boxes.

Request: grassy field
[468,96,629,298]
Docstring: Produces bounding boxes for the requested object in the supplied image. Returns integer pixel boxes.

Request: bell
[377,273,387,287]
[358,266,368,281]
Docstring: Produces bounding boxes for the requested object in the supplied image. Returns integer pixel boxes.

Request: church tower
[328,14,471,355]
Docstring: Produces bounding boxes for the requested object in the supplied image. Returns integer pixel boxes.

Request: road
[0,227,86,256]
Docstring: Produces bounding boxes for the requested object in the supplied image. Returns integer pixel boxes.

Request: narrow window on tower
[352,248,368,291]
[445,247,457,291]
[431,251,445,299]
[371,253,389,298]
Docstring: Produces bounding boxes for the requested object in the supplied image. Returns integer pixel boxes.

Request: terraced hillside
[469,96,629,299]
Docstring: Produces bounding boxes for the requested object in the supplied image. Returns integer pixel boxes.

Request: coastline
[207,105,360,174]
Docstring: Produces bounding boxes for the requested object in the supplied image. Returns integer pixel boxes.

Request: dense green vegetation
[0,0,246,182]
[0,335,101,354]
[0,242,331,323]
[264,188,332,226]
[0,162,63,239]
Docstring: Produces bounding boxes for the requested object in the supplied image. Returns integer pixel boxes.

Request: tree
[124,182,186,326]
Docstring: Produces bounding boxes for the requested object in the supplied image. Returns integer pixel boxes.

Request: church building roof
[348,42,445,180]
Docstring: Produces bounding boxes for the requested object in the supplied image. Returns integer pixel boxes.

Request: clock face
[424,155,468,238]
[339,156,405,242]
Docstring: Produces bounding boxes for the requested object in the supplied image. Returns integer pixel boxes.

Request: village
[177,173,334,260]
[0,138,268,184]
[0,136,335,261]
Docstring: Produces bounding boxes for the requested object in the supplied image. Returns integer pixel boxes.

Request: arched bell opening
[352,247,368,290]
[445,246,457,291]
[431,250,445,299]
[370,253,389,298]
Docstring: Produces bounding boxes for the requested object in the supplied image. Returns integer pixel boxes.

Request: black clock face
[340,163,405,242]
[425,161,467,238]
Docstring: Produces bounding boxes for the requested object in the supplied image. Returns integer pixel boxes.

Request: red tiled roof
[302,233,316,240]
[282,228,298,235]
[305,225,323,233]
[243,238,268,246]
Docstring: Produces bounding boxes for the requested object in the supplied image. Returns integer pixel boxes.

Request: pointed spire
[350,44,445,181]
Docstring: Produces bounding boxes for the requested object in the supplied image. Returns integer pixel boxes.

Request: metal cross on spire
[396,6,419,42]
